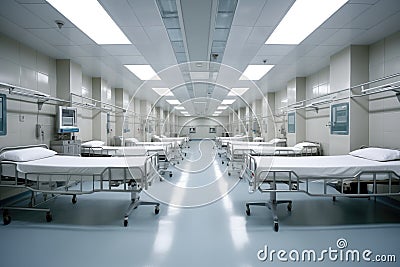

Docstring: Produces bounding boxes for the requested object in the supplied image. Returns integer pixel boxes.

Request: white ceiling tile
[346,0,400,30]
[0,0,399,105]
[58,28,94,46]
[0,1,49,28]
[321,28,366,46]
[27,28,74,45]
[251,55,284,65]
[114,55,148,65]
[232,0,265,26]
[122,26,151,45]
[348,0,380,4]
[352,11,400,44]
[15,0,46,3]
[302,28,339,45]
[99,0,141,27]
[0,17,63,59]
[321,3,371,29]
[304,45,343,57]
[247,26,273,44]
[79,45,110,57]
[128,0,163,27]
[21,3,75,29]
[256,44,295,56]
[102,45,141,56]
[255,0,295,27]
[54,45,87,57]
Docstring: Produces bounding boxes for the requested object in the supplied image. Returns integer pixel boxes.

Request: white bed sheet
[252,155,400,179]
[83,145,166,156]
[2,155,151,182]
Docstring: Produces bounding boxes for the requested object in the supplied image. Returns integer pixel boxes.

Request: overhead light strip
[166,99,181,105]
[152,87,174,96]
[221,99,236,105]
[265,0,348,45]
[46,0,131,44]
[124,65,160,80]
[239,65,274,80]
[227,87,249,96]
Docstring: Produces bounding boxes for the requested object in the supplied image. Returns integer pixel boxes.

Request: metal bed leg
[245,188,292,232]
[123,187,160,227]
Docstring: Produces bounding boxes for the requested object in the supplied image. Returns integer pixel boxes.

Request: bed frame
[241,153,400,232]
[0,144,160,227]
[226,141,321,177]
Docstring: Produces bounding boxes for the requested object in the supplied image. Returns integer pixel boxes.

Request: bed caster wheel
[273,222,279,232]
[228,172,231,176]
[184,153,187,156]
[222,161,224,165]
[227,163,229,166]
[3,210,11,225]
[46,212,52,222]
[72,195,77,204]
[219,154,221,157]
[169,173,173,178]
[155,206,160,215]
[124,218,128,227]
[332,196,336,202]
[177,161,180,164]
[246,207,251,216]
[287,203,292,212]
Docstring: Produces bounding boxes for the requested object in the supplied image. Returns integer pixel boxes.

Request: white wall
[369,31,400,149]
[178,116,229,139]
[79,73,93,141]
[305,67,331,155]
[0,33,56,148]
[0,33,57,200]
[274,89,287,139]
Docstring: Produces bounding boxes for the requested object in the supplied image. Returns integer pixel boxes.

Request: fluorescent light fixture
[174,106,185,110]
[181,111,189,115]
[190,72,210,80]
[46,0,131,44]
[124,65,160,80]
[281,98,288,103]
[212,114,219,116]
[265,0,348,45]
[214,111,222,114]
[239,65,274,80]
[227,88,249,96]
[217,106,228,110]
[152,87,173,96]
[221,99,236,105]
[166,99,181,105]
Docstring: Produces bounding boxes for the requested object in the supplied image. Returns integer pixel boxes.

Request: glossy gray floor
[1,140,400,267]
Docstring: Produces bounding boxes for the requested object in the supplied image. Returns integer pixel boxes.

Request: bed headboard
[0,144,49,154]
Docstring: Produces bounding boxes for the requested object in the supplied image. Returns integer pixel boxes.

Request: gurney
[0,145,160,226]
[241,147,400,231]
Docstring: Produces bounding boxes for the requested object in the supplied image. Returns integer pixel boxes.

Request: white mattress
[83,146,165,156]
[251,155,400,179]
[2,155,152,183]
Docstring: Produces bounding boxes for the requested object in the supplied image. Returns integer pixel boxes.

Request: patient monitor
[57,106,79,133]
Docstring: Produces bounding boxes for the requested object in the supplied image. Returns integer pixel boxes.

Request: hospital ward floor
[1,140,400,267]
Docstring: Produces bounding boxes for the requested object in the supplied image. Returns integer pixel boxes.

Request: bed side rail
[251,168,400,198]
[0,144,48,154]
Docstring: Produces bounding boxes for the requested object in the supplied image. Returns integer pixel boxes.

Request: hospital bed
[81,140,175,177]
[226,141,320,176]
[215,135,253,149]
[241,147,400,231]
[154,135,189,149]
[125,138,185,164]
[0,145,160,227]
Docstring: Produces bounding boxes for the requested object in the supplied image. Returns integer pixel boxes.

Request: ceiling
[0,0,400,116]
